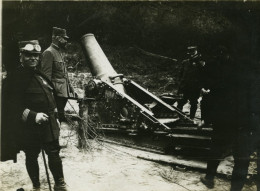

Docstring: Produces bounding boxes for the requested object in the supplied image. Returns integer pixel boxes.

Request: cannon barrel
[81,34,125,93]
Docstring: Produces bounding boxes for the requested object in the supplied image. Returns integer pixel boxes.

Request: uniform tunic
[41,43,72,98]
[179,59,204,97]
[23,73,60,145]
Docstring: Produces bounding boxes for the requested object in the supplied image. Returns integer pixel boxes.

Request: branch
[134,46,178,62]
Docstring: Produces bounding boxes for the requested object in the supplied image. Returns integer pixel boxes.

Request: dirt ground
[0,98,257,191]
[0,125,257,191]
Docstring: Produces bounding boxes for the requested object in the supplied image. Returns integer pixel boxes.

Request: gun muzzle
[81,34,125,93]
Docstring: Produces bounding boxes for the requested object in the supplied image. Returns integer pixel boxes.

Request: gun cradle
[84,78,212,157]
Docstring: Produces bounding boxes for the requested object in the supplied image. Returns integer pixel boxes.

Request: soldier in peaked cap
[41,27,75,123]
[2,40,68,191]
[177,46,205,121]
[52,27,69,39]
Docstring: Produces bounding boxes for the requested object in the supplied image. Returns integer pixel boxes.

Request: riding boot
[54,178,68,191]
[25,152,40,189]
[48,151,65,185]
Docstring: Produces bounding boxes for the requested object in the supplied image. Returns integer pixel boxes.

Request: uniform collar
[51,43,60,50]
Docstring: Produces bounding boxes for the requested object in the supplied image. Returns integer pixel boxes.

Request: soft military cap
[19,40,41,54]
[52,27,69,39]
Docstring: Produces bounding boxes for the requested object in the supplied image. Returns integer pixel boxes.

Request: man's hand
[35,113,49,125]
[201,88,210,95]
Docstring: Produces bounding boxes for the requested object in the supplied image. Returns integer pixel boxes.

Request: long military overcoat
[1,66,60,162]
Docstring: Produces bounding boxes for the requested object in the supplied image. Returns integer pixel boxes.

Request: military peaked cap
[187,46,197,50]
[52,27,69,39]
[19,40,41,54]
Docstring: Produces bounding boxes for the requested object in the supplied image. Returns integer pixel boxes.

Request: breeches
[24,140,64,184]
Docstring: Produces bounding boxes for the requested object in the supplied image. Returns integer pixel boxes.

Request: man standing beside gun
[3,40,68,191]
[177,46,205,123]
[41,27,75,123]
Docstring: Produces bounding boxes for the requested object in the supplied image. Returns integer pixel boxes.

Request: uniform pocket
[53,81,63,94]
[52,79,67,96]
[53,79,65,92]
[53,61,64,72]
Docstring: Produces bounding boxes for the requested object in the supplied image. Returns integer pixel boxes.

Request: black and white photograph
[0,1,259,191]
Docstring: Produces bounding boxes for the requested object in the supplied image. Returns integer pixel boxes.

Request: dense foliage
[3,1,260,93]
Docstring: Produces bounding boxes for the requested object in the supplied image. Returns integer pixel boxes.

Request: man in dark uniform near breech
[2,40,68,191]
[41,27,74,123]
[178,46,205,121]
[200,46,239,189]
[230,58,260,191]
[199,47,228,127]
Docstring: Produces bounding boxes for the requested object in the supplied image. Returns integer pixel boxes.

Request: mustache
[28,59,39,61]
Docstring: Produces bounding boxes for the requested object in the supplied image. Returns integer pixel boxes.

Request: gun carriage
[80,34,212,159]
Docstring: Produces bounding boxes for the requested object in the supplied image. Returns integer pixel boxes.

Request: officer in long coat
[230,58,260,191]
[41,27,74,122]
[200,46,239,189]
[2,40,68,191]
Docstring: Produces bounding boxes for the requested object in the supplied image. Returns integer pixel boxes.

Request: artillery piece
[80,34,212,158]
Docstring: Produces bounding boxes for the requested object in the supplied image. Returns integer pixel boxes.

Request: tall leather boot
[54,178,68,191]
[25,154,41,190]
[48,152,68,191]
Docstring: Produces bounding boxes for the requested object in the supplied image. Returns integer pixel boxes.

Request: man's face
[58,36,68,49]
[21,52,39,68]
[188,50,198,58]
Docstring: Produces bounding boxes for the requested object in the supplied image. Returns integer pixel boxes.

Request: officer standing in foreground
[200,46,239,189]
[41,27,75,123]
[3,40,68,191]
[177,46,205,121]
[230,58,260,191]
